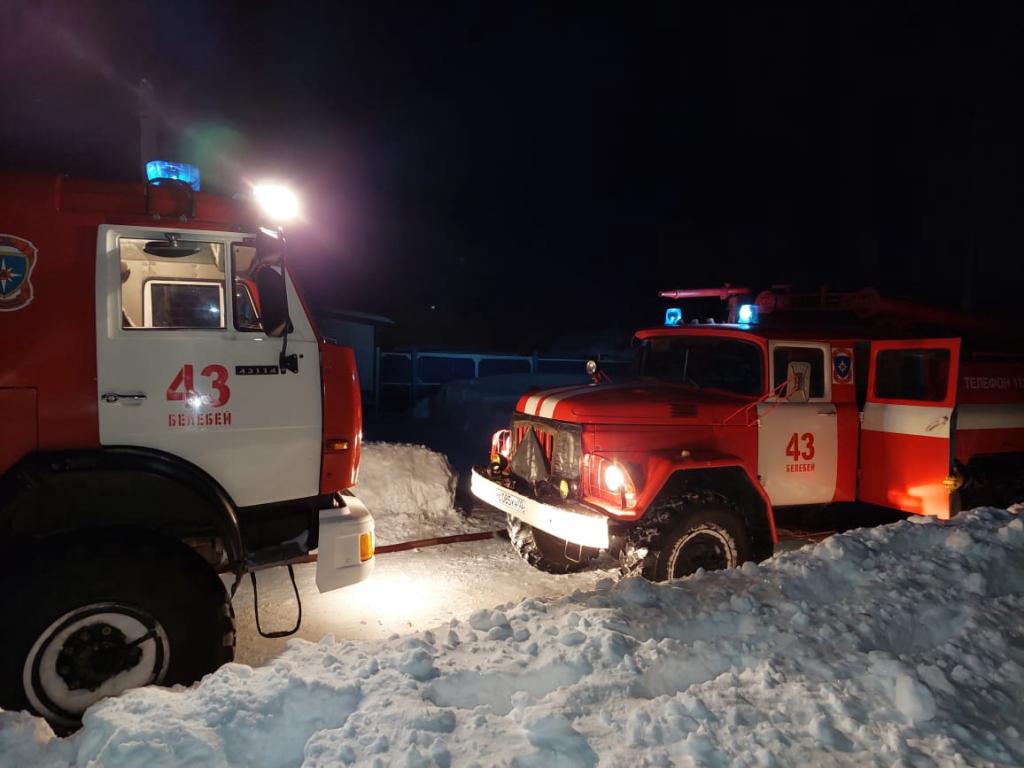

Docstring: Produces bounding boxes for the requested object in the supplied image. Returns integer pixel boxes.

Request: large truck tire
[0,532,235,730]
[622,500,752,582]
[506,514,598,574]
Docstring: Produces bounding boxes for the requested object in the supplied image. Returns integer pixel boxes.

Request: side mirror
[785,361,811,403]
[254,228,291,338]
[255,267,290,337]
[585,358,610,384]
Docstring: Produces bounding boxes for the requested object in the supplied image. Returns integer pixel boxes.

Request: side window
[119,238,225,329]
[874,349,951,402]
[773,346,826,399]
[231,244,263,332]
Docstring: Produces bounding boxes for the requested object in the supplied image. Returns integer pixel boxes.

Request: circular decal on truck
[0,234,37,312]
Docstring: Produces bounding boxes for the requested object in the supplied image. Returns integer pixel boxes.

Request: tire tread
[0,530,234,726]
[507,514,594,574]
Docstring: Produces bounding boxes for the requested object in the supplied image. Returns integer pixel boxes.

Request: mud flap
[315,495,375,593]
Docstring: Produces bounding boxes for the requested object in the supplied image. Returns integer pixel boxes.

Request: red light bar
[658,285,751,300]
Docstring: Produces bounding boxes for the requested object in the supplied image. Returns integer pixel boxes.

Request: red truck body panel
[1,176,105,462]
[508,320,1023,526]
[320,344,363,492]
[0,173,361,498]
[955,362,1024,461]
[1,174,255,475]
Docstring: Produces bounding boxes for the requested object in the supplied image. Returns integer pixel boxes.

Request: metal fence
[375,350,630,410]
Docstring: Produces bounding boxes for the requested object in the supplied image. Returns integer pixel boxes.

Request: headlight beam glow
[253,182,300,223]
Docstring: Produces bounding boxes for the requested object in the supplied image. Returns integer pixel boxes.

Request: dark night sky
[2,1,1023,352]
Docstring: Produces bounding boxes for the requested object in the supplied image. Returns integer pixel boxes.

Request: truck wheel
[507,514,598,574]
[640,505,752,582]
[0,533,234,729]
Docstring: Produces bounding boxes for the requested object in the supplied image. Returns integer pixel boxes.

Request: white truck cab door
[757,341,839,506]
[95,225,321,507]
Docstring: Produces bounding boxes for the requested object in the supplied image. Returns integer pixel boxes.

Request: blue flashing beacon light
[664,307,683,326]
[146,160,201,191]
[737,303,758,325]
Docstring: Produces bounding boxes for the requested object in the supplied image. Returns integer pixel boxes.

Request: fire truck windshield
[636,336,763,395]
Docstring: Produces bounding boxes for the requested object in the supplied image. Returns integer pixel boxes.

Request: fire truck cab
[0,169,374,726]
[472,287,1024,581]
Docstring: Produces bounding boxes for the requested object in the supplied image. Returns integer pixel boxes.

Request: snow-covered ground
[229,527,616,668]
[3,476,1022,766]
[229,443,615,665]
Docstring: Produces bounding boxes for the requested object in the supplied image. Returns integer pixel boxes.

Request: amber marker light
[359,531,374,562]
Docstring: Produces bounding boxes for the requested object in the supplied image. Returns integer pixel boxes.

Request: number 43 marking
[786,432,815,461]
[167,364,231,407]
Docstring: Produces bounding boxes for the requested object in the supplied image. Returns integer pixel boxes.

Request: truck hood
[515,380,752,425]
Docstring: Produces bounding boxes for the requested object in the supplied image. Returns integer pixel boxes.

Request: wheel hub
[24,602,172,728]
[56,623,143,692]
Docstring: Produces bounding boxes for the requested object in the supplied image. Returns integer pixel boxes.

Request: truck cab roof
[635,321,1024,360]
[0,172,251,231]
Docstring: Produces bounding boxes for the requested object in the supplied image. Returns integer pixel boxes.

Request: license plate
[495,490,526,516]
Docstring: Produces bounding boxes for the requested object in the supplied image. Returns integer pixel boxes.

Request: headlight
[254,182,300,222]
[604,464,626,492]
[583,454,637,512]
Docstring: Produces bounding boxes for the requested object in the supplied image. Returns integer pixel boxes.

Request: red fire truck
[0,166,374,726]
[472,286,1024,580]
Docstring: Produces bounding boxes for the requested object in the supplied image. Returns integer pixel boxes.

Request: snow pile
[354,442,465,544]
[4,507,1024,767]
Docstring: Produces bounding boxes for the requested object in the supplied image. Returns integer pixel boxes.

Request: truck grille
[514,423,554,462]
[511,418,582,479]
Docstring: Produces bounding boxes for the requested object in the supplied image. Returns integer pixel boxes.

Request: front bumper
[315,493,374,592]
[471,467,610,549]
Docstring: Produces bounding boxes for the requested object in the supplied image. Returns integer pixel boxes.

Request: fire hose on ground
[291,528,508,564]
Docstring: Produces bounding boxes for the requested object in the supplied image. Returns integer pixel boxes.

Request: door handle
[926,415,950,432]
[816,408,836,416]
[102,392,147,404]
